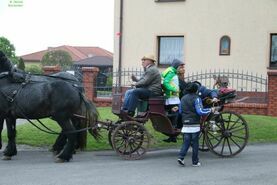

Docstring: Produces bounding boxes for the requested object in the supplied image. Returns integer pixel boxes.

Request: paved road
[0,143,276,185]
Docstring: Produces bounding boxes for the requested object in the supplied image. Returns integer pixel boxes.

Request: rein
[15,105,98,135]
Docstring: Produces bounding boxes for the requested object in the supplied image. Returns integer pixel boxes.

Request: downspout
[118,0,124,91]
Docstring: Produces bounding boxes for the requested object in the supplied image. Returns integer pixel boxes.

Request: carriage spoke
[220,138,226,155]
[229,136,242,149]
[226,113,232,129]
[230,127,246,133]
[207,131,221,142]
[231,134,247,140]
[228,118,242,130]
[226,138,232,155]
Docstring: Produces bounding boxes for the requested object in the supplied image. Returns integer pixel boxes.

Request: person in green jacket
[162,59,185,142]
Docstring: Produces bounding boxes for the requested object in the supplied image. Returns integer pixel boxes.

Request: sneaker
[192,162,201,167]
[177,158,185,166]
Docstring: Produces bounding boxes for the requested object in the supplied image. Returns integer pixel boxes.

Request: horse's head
[0,50,14,73]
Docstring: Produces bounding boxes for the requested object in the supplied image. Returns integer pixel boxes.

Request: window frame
[155,0,185,2]
[219,35,231,56]
[270,33,277,68]
[157,35,184,67]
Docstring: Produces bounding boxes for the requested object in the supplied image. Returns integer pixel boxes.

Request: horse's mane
[0,51,14,73]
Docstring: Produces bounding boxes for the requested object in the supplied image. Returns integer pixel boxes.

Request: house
[114,0,277,76]
[74,56,113,73]
[21,45,113,65]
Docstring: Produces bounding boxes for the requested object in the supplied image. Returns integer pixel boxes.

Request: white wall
[114,0,277,76]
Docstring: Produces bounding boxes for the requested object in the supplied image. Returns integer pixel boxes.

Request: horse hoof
[55,158,66,163]
[2,156,12,160]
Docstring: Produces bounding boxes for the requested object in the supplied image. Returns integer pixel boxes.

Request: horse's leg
[3,118,17,160]
[55,118,76,162]
[51,133,67,155]
[72,117,87,151]
[0,117,4,149]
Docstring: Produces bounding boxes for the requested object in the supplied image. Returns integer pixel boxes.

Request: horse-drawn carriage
[101,86,249,160]
[0,50,248,162]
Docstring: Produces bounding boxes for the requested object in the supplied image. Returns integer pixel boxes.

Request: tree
[41,50,73,69]
[0,36,19,65]
[17,57,25,71]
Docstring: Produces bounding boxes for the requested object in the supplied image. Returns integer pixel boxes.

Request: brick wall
[224,103,268,115]
[82,67,99,102]
[267,70,277,116]
[43,66,61,75]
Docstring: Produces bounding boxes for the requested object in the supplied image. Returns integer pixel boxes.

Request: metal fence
[96,68,268,101]
[185,69,268,92]
[95,68,144,97]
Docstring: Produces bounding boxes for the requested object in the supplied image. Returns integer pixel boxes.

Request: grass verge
[2,107,277,151]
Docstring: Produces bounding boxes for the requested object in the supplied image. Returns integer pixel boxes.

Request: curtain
[159,37,184,65]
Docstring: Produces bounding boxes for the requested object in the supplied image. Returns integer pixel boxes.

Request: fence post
[42,66,61,75]
[267,70,277,117]
[82,67,99,102]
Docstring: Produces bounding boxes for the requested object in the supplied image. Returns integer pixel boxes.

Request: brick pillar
[82,67,99,102]
[43,66,61,75]
[267,70,277,117]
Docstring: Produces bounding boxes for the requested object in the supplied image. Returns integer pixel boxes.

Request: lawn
[2,107,277,151]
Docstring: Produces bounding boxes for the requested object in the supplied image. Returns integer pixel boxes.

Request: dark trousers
[123,88,151,112]
[178,131,200,165]
[165,104,179,128]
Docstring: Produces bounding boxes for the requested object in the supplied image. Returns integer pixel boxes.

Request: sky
[0,0,114,56]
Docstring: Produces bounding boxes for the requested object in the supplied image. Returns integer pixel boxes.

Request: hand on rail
[131,74,138,82]
[131,82,137,87]
[211,106,221,114]
[212,97,219,103]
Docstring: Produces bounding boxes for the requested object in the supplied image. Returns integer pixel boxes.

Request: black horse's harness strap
[15,104,98,135]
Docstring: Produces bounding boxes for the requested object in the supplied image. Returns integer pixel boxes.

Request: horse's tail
[79,93,101,141]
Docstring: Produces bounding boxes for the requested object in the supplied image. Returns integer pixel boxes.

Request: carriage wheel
[112,121,150,160]
[205,111,249,157]
[108,120,123,149]
[199,128,209,152]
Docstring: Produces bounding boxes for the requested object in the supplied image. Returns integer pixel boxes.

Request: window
[219,36,231,55]
[270,34,277,68]
[155,0,185,2]
[158,36,184,66]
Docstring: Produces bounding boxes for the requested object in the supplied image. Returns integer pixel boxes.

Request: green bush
[25,65,43,74]
[106,75,113,86]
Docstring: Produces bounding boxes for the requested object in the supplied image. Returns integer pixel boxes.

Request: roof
[74,56,113,67]
[20,45,113,62]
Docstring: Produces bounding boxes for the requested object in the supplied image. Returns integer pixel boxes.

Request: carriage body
[109,89,249,160]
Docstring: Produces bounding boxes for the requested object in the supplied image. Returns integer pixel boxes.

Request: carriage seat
[147,96,165,114]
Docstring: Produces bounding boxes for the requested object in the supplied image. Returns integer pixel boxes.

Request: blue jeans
[178,131,200,164]
[122,88,151,112]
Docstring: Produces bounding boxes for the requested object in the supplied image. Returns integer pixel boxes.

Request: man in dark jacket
[122,54,162,116]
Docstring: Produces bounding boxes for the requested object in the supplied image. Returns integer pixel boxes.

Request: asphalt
[0,143,276,185]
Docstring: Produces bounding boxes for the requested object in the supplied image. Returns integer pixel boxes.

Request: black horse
[0,117,17,157]
[0,51,99,162]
